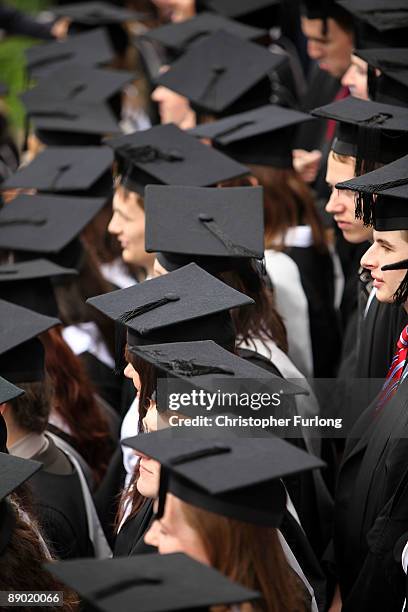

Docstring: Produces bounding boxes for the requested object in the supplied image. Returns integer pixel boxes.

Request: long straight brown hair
[180,500,308,612]
[249,165,328,254]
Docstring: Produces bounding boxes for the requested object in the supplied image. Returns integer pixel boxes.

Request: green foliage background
[0,0,51,141]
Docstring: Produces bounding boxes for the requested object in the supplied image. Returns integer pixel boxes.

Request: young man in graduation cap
[312,97,408,388]
[322,156,408,612]
[105,123,248,278]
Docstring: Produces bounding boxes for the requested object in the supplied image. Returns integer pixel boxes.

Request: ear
[0,403,7,415]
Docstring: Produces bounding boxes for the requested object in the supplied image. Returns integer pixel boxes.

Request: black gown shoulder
[29,437,94,559]
[114,498,156,557]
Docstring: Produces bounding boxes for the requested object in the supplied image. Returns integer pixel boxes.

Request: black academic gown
[114,498,156,557]
[288,245,340,377]
[29,435,94,559]
[334,379,408,611]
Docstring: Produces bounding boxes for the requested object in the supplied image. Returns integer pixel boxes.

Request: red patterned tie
[377,325,408,411]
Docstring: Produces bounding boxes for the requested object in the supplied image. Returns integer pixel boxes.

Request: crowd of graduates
[1,0,408,610]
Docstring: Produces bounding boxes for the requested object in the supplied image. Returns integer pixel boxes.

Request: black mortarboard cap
[0,259,76,317]
[3,146,113,197]
[312,96,408,185]
[145,185,264,273]
[51,2,144,55]
[0,452,41,501]
[106,123,248,195]
[337,0,408,48]
[45,553,260,612]
[25,28,114,79]
[0,299,60,383]
[335,153,408,230]
[196,0,282,29]
[143,12,266,57]
[22,98,121,146]
[51,2,141,26]
[155,31,286,116]
[124,427,324,526]
[355,48,408,107]
[22,64,133,111]
[128,340,307,399]
[0,377,23,405]
[190,104,313,167]
[0,193,106,255]
[87,263,253,364]
[301,0,350,21]
[0,452,42,556]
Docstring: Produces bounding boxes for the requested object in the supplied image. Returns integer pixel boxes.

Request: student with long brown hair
[128,424,324,611]
[191,104,340,378]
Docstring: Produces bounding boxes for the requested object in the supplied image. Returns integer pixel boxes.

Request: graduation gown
[334,379,408,611]
[114,498,156,557]
[288,244,340,378]
[29,435,94,559]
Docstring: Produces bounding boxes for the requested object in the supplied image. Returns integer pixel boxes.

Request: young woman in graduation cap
[127,426,324,611]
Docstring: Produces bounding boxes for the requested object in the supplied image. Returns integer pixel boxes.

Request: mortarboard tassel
[199,64,226,108]
[114,293,180,373]
[199,213,260,258]
[367,65,378,101]
[382,258,408,305]
[352,176,408,226]
[355,113,391,179]
[393,271,408,305]
[116,143,184,164]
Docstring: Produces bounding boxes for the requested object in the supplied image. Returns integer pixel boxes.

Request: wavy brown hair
[42,327,114,487]
[248,165,327,254]
[0,499,79,612]
[180,499,308,612]
[221,262,288,354]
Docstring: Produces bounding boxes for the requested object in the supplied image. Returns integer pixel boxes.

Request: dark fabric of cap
[0,338,46,384]
[0,299,59,355]
[312,96,408,177]
[51,2,143,26]
[87,262,252,363]
[144,184,264,268]
[337,0,408,48]
[0,377,24,405]
[335,153,408,229]
[155,31,286,116]
[0,193,106,254]
[301,0,351,22]
[337,0,408,32]
[0,259,76,318]
[45,553,260,612]
[128,340,307,396]
[0,299,59,382]
[123,427,324,527]
[197,0,280,19]
[23,98,121,143]
[0,451,42,501]
[25,28,114,79]
[0,452,42,557]
[143,12,266,57]
[3,146,114,197]
[355,48,408,106]
[190,104,313,167]
[22,64,133,108]
[106,123,249,195]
